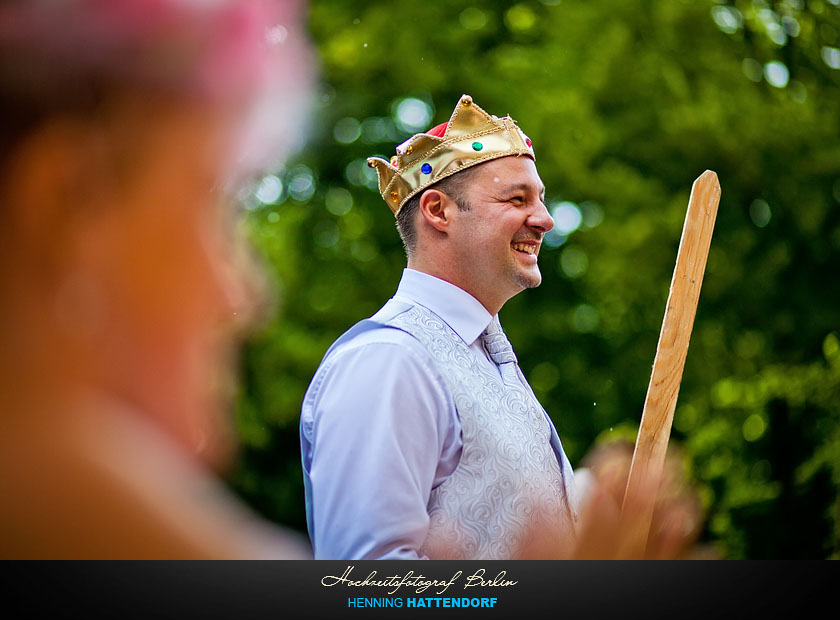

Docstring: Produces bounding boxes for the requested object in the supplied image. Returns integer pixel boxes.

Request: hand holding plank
[517,440,705,559]
[621,170,721,554]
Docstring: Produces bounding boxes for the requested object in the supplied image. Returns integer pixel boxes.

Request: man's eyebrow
[497,182,547,196]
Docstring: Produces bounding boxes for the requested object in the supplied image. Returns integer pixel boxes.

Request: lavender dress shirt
[300,269,559,559]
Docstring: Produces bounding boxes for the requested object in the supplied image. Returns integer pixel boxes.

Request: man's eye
[510,196,525,204]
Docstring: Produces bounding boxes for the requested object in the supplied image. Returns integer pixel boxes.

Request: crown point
[462,95,473,106]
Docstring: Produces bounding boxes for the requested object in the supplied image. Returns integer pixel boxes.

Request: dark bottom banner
[5,561,833,619]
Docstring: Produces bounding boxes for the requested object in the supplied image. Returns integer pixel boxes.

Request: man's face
[448,156,553,309]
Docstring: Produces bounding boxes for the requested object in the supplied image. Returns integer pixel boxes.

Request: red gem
[526,138,532,147]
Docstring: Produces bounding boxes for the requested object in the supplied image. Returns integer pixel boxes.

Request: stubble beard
[515,267,542,290]
[508,257,542,292]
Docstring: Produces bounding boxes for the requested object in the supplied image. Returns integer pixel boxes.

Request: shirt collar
[393,268,493,346]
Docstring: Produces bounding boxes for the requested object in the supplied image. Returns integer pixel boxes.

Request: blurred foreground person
[0,0,313,558]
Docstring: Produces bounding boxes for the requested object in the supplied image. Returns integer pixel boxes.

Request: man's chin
[514,267,542,290]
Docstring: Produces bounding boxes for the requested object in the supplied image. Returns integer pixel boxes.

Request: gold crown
[366,94,535,216]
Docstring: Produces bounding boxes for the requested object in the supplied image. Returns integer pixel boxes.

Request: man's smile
[511,240,541,261]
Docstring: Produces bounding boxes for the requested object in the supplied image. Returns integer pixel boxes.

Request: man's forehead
[491,180,547,195]
[469,156,545,194]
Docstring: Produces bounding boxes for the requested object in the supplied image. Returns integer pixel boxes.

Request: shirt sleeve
[300,332,459,560]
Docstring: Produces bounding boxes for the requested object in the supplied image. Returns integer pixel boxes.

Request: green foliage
[229,0,840,557]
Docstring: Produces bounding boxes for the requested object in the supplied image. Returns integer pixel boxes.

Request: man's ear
[418,188,456,233]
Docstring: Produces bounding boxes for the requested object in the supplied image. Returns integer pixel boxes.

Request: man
[300,94,579,560]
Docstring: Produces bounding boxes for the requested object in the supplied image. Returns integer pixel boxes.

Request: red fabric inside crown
[426,122,448,137]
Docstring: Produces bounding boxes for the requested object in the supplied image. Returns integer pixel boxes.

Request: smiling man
[300,95,579,559]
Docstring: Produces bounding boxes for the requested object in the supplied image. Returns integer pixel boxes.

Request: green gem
[472,141,483,151]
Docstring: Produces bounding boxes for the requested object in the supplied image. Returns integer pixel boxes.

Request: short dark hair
[396,165,479,256]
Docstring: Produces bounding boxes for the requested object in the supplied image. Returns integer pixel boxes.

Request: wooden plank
[621,170,721,554]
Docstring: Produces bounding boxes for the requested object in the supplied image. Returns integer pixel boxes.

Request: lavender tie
[481,316,526,388]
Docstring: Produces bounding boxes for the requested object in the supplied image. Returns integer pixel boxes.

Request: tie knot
[482,318,518,366]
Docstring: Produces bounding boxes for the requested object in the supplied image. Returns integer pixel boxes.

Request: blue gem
[421,163,432,174]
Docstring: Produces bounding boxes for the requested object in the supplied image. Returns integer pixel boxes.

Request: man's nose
[528,200,554,233]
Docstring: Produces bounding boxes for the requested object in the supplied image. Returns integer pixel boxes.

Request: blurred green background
[228,0,840,559]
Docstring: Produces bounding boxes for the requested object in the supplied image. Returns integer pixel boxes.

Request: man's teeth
[512,242,536,255]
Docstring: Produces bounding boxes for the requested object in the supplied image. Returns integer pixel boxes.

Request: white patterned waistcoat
[375,302,577,559]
